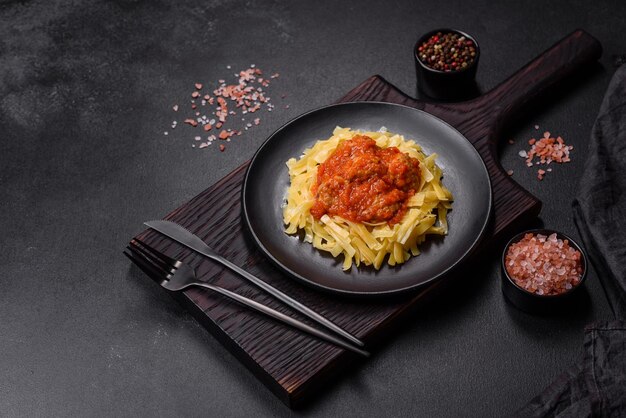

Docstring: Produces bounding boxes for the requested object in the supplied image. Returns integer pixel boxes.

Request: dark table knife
[144,220,365,347]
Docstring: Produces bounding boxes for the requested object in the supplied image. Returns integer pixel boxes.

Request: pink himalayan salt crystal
[505,232,583,296]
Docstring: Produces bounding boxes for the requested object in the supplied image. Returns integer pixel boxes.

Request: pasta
[283,127,453,271]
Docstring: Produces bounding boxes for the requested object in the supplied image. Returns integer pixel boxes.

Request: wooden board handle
[472,29,602,131]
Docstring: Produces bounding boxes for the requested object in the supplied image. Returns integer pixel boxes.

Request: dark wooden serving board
[130,30,601,407]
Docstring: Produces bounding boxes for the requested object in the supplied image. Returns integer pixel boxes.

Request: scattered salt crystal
[519,130,573,180]
[169,66,281,151]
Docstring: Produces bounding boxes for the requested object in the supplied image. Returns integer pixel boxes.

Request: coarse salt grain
[505,232,583,296]
[518,130,573,180]
[169,65,281,151]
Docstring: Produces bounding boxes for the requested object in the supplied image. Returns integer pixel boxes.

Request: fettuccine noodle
[283,127,453,271]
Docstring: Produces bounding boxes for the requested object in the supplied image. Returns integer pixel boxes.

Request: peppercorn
[417,31,477,72]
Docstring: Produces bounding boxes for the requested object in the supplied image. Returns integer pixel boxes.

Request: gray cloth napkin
[515,322,626,417]
[515,65,626,417]
[573,64,626,318]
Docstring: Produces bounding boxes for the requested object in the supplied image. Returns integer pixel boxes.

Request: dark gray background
[1,0,623,416]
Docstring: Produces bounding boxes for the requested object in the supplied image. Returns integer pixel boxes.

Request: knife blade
[144,219,365,348]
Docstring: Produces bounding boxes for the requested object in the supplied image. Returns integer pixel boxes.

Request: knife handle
[209,254,365,347]
[193,281,369,357]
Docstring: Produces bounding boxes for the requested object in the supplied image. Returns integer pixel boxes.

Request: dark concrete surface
[1,0,624,416]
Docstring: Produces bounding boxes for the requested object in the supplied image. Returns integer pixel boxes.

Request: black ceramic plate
[242,102,492,296]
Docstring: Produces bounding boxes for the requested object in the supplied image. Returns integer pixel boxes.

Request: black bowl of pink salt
[501,229,587,314]
[414,29,480,100]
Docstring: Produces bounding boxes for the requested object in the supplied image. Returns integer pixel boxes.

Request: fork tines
[125,239,176,282]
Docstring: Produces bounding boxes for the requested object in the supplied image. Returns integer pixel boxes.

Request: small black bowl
[501,229,588,315]
[414,29,480,100]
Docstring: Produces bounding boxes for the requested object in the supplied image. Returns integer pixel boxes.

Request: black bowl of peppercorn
[414,29,480,100]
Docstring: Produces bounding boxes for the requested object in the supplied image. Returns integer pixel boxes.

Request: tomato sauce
[310,135,421,225]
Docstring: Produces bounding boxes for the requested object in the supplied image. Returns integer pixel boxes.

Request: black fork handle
[189,281,370,357]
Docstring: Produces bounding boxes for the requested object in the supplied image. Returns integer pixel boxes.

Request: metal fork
[125,240,370,357]
[144,219,365,348]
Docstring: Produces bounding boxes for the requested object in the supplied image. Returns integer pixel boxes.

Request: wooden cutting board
[130,30,601,407]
